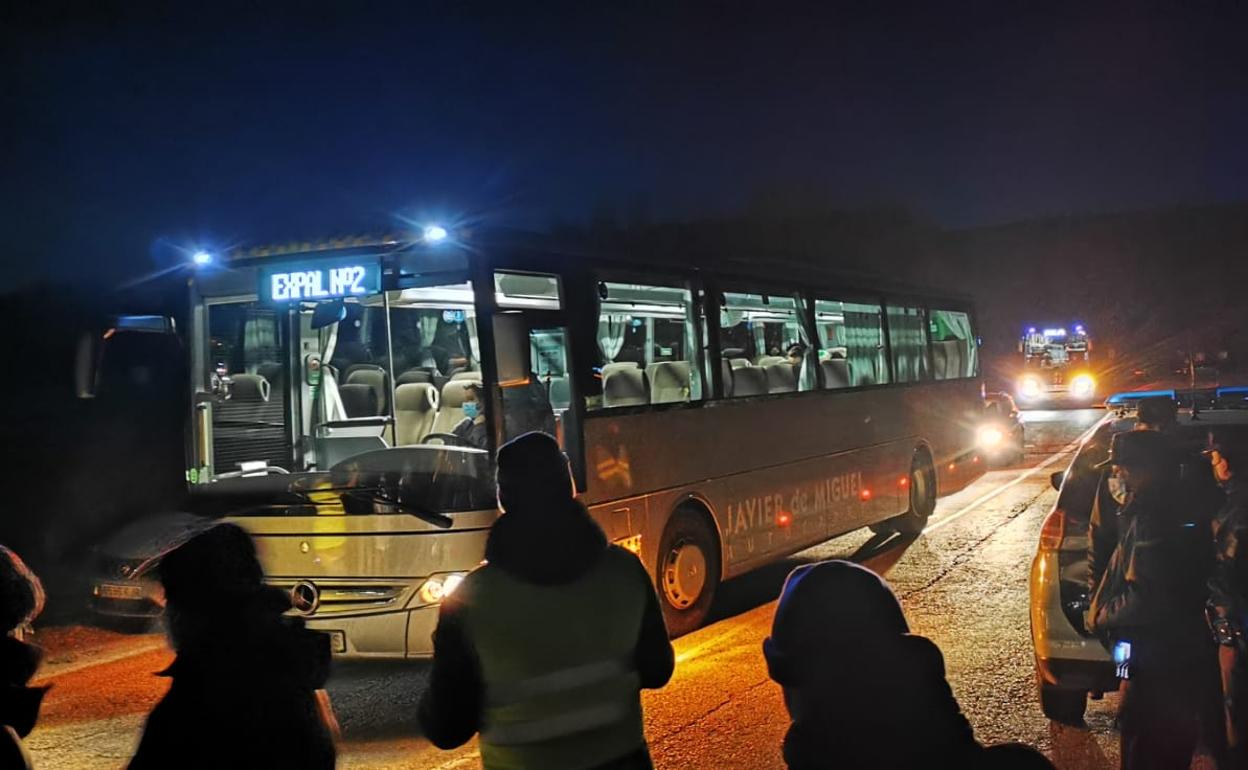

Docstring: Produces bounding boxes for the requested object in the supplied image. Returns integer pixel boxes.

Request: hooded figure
[0,546,47,770]
[418,431,674,770]
[129,524,336,770]
[764,561,981,770]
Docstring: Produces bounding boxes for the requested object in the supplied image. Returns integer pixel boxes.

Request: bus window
[929,309,978,380]
[887,304,930,383]
[719,292,814,397]
[501,326,565,442]
[591,281,703,409]
[384,284,483,447]
[813,299,890,388]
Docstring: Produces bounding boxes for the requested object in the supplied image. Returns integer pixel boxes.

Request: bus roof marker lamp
[192,251,213,267]
[423,225,449,244]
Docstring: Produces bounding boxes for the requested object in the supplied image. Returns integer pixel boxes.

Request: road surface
[29,408,1136,769]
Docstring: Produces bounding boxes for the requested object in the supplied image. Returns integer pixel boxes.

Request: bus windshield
[203,280,487,482]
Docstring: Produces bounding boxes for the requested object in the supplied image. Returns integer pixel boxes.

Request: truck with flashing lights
[1016,324,1096,405]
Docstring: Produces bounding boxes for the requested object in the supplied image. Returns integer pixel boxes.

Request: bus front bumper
[303,604,442,660]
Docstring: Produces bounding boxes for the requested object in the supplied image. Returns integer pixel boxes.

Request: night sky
[4,2,1247,289]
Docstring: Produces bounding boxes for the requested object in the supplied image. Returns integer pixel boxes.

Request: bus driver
[452,383,489,450]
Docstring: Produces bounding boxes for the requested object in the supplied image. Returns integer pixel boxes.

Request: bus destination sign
[261,259,382,302]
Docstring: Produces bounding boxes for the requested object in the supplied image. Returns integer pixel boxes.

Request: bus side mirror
[1050,470,1065,491]
[493,312,532,385]
[75,332,100,399]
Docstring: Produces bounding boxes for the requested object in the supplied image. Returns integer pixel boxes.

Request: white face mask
[1107,476,1129,505]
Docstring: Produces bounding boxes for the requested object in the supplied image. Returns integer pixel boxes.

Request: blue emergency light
[1105,389,1177,406]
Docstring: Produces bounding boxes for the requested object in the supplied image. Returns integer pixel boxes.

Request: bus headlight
[977,425,1005,449]
[1018,376,1043,400]
[416,573,466,605]
[1071,373,1096,398]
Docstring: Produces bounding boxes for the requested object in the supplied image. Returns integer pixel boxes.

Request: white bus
[81,230,985,654]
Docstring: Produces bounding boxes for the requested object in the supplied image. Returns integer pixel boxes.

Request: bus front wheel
[656,509,721,638]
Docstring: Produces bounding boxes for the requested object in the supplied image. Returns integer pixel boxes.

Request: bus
[78,229,986,656]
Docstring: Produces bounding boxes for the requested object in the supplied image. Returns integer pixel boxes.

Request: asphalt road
[28,407,1135,769]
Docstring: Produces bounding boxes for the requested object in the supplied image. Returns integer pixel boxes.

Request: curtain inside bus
[929,309,977,380]
[886,305,929,383]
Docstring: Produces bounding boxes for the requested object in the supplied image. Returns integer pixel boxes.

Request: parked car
[1029,386,1248,721]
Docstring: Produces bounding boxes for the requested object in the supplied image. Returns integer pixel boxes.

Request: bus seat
[339,384,379,417]
[395,383,439,445]
[547,376,571,409]
[396,368,433,386]
[648,361,691,404]
[603,368,648,408]
[732,366,768,397]
[450,370,481,381]
[759,356,786,368]
[855,365,876,387]
[765,362,797,393]
[230,374,270,402]
[720,359,734,397]
[730,358,752,369]
[429,379,480,436]
[346,365,389,414]
[821,359,850,389]
[602,361,640,378]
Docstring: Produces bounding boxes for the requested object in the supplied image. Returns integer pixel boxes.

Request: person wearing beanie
[763,560,983,770]
[418,431,674,770]
[129,524,336,770]
[0,546,47,770]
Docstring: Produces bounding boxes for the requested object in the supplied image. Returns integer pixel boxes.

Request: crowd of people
[2,409,1246,769]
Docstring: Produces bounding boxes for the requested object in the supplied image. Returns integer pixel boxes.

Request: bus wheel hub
[663,543,707,610]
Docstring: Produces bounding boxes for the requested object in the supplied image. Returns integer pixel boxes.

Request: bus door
[489,270,585,488]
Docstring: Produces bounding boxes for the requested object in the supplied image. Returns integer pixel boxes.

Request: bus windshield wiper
[343,489,454,529]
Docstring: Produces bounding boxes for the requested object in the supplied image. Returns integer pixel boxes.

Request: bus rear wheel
[882,455,936,536]
[656,508,721,638]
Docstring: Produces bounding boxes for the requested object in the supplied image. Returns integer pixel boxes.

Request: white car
[1029,387,1248,722]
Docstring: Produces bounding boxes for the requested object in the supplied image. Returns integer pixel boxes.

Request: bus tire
[888,454,937,536]
[655,508,721,638]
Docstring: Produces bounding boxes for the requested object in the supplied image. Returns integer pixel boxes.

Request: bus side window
[929,308,978,380]
[718,291,814,397]
[813,298,889,388]
[590,281,703,410]
[886,304,930,383]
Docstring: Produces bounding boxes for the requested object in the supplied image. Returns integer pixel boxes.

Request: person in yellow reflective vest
[418,431,674,770]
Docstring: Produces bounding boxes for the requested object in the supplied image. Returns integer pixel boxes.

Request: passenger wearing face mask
[1087,397,1182,603]
[1207,429,1248,767]
[1088,429,1223,770]
[452,383,490,450]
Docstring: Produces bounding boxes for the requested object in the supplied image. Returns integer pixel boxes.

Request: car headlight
[416,573,466,605]
[1071,373,1095,397]
[1018,376,1043,399]
[977,425,1005,449]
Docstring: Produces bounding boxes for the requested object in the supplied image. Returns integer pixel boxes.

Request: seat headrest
[730,358,752,369]
[821,359,850,389]
[396,369,433,386]
[339,383,378,417]
[603,367,648,407]
[450,371,481,381]
[230,374,270,402]
[648,360,691,384]
[602,361,640,377]
[442,380,480,408]
[395,382,439,413]
[759,356,786,368]
[732,366,768,397]
[765,362,797,393]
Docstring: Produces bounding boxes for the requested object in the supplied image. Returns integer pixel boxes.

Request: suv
[1029,387,1248,721]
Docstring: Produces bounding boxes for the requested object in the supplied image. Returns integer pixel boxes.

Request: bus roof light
[192,251,213,266]
[423,225,448,244]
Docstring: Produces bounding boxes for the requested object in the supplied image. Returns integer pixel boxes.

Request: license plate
[97,583,144,600]
[327,630,346,654]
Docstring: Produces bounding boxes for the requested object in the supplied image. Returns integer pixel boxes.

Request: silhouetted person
[763,560,1053,769]
[1208,429,1248,767]
[129,524,336,770]
[0,547,46,770]
[1088,430,1221,770]
[419,431,673,769]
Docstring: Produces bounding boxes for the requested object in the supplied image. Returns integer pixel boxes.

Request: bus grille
[212,397,291,472]
[268,580,410,616]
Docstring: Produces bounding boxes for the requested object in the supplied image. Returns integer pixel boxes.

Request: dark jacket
[129,594,336,770]
[417,497,673,768]
[1088,484,1211,655]
[452,417,490,450]
[1210,479,1248,632]
[767,632,979,770]
[1086,469,1121,597]
[0,638,46,770]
